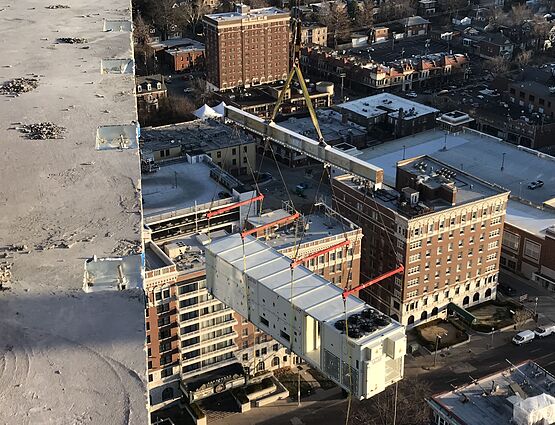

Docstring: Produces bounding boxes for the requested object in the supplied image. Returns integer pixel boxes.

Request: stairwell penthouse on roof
[205,234,407,399]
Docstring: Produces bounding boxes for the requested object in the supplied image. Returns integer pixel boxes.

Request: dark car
[528,180,544,190]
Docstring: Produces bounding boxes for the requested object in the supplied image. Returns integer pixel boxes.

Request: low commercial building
[279,109,368,148]
[149,38,205,73]
[140,119,257,177]
[333,154,509,328]
[353,127,555,294]
[337,93,439,139]
[136,75,168,112]
[428,360,555,425]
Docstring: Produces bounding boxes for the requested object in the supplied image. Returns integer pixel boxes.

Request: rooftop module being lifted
[205,234,406,400]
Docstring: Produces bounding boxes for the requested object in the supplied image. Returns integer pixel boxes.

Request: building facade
[333,156,509,328]
[301,24,328,46]
[136,75,167,112]
[203,5,290,91]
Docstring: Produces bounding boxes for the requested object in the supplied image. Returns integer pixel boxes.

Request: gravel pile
[57,37,88,44]
[18,123,66,140]
[0,78,39,95]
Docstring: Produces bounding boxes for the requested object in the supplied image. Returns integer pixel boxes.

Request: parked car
[183,88,194,93]
[406,92,418,98]
[528,180,544,190]
[512,330,535,345]
[534,324,555,338]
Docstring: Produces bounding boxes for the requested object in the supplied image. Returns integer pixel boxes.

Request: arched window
[485,288,492,298]
[431,307,438,316]
[421,311,428,321]
[162,387,174,402]
[463,296,470,305]
[473,292,480,302]
[256,362,265,372]
[407,315,415,325]
[272,357,280,367]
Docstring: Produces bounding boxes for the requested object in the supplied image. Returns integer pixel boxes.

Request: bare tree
[379,0,417,21]
[348,377,432,425]
[139,96,196,126]
[318,2,351,47]
[134,14,158,75]
[484,56,510,77]
[180,0,213,34]
[510,4,533,26]
[190,78,215,106]
[515,50,532,68]
[514,308,532,330]
[354,0,375,30]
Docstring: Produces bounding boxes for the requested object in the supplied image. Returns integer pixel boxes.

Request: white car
[534,324,555,338]
[512,329,535,345]
[406,92,418,98]
[183,88,194,93]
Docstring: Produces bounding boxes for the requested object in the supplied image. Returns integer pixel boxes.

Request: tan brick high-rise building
[333,156,509,328]
[203,4,290,91]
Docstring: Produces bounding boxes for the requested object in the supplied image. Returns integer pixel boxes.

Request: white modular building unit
[205,234,406,400]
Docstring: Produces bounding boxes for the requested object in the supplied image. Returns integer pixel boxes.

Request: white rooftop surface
[338,93,439,120]
[208,234,401,344]
[142,161,228,216]
[205,7,289,22]
[0,1,146,424]
[358,128,555,234]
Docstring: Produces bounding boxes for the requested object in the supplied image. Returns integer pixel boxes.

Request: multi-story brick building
[142,156,362,413]
[333,156,509,328]
[203,5,290,91]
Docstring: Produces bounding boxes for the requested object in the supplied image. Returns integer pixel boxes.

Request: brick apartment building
[142,156,362,413]
[333,156,509,327]
[203,5,290,91]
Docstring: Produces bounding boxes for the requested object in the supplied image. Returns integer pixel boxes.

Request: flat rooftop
[279,109,366,143]
[204,7,289,23]
[0,1,146,424]
[142,158,235,216]
[429,360,555,425]
[248,206,358,251]
[149,37,204,52]
[338,93,439,121]
[140,118,254,153]
[356,128,555,233]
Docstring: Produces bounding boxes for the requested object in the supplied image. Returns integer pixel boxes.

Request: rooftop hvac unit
[205,235,406,400]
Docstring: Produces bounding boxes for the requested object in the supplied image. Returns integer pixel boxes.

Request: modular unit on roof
[205,234,406,400]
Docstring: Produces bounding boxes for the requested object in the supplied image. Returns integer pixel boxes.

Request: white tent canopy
[213,101,226,117]
[193,104,222,120]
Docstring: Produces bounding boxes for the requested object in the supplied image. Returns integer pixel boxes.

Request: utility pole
[402,145,406,160]
[392,381,399,425]
[501,152,506,171]
[339,73,346,102]
[490,327,494,349]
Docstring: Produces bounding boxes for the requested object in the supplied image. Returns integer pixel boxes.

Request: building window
[523,239,541,262]
[502,231,520,250]
[407,290,418,298]
[243,353,249,361]
[242,328,249,336]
